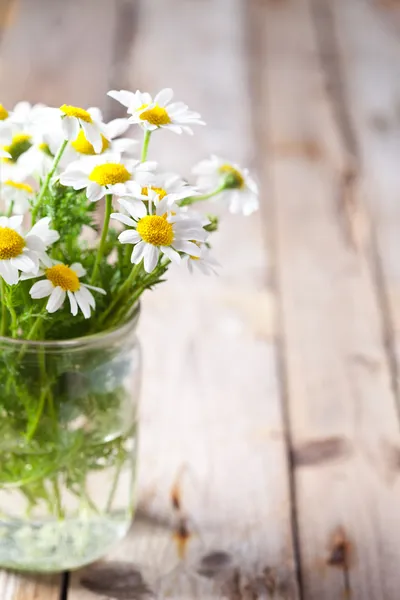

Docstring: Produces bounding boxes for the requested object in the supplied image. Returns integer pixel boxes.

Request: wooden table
[1,0,400,598]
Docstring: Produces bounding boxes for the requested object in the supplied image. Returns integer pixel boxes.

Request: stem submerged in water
[91,194,113,285]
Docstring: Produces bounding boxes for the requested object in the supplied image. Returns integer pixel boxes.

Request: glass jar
[0,307,141,572]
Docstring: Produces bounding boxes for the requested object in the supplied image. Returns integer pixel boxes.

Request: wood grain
[69,0,299,598]
[257,0,400,598]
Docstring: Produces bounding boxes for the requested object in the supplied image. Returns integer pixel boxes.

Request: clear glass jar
[0,307,141,572]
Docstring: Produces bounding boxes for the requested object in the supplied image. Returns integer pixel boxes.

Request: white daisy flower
[0,103,12,145]
[183,246,219,276]
[65,116,137,162]
[28,262,106,319]
[193,155,259,216]
[1,132,33,164]
[111,193,208,273]
[1,168,36,214]
[122,172,197,205]
[59,153,157,203]
[0,216,59,285]
[38,104,104,153]
[108,88,204,135]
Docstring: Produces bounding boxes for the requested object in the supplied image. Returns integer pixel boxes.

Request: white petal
[78,285,96,309]
[68,291,78,316]
[62,117,79,141]
[107,90,137,109]
[0,217,9,228]
[30,279,53,299]
[59,170,88,189]
[111,213,136,227]
[112,138,138,154]
[105,118,131,139]
[74,289,91,319]
[84,284,107,295]
[143,245,159,273]
[82,122,102,153]
[154,88,174,106]
[87,182,104,202]
[0,261,19,285]
[119,229,141,244]
[10,254,36,273]
[131,241,146,263]
[88,107,103,122]
[8,215,23,230]
[173,240,202,256]
[46,287,66,313]
[70,262,86,277]
[25,235,46,252]
[117,198,143,219]
[161,246,181,263]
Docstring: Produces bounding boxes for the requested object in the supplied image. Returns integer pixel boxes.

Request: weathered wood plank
[0,571,60,600]
[331,0,400,396]
[257,0,400,598]
[0,0,118,109]
[70,0,299,598]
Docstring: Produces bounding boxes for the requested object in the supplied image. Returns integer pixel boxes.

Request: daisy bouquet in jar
[0,90,259,572]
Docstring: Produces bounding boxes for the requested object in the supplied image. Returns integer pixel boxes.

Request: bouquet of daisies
[0,89,259,341]
[0,90,259,567]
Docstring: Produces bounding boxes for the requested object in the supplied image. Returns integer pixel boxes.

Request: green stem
[180,182,226,206]
[91,193,112,285]
[99,262,142,327]
[0,279,6,336]
[141,130,151,162]
[52,479,65,519]
[26,387,47,441]
[6,199,14,217]
[4,286,18,338]
[31,138,68,223]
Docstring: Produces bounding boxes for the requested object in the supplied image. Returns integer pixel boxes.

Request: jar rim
[0,302,140,351]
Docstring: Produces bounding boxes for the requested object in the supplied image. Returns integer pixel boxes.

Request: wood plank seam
[245,1,304,598]
[310,0,400,425]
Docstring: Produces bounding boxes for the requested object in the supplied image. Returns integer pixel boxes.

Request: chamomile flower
[1,168,36,214]
[39,105,104,153]
[68,117,137,159]
[0,216,59,285]
[2,133,33,163]
[193,156,259,216]
[111,193,208,273]
[108,88,204,135]
[59,153,156,203]
[123,172,197,205]
[183,246,219,275]
[28,262,106,318]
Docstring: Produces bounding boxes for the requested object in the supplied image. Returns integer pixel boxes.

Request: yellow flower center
[89,163,130,186]
[3,133,32,162]
[219,164,245,189]
[4,180,33,193]
[137,215,174,246]
[139,104,171,126]
[46,264,80,292]
[141,186,167,200]
[0,227,25,259]
[60,104,92,123]
[71,130,110,155]
[0,104,9,121]
[38,142,53,157]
